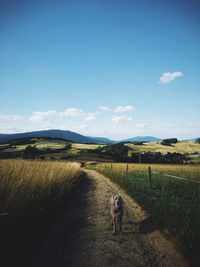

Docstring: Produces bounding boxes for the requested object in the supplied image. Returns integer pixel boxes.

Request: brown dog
[110,195,124,234]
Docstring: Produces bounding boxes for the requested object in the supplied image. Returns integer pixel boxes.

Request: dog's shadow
[138,217,159,235]
[108,218,159,236]
[120,218,159,235]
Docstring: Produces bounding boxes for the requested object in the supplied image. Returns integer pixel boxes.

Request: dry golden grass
[0,159,82,215]
[0,159,84,265]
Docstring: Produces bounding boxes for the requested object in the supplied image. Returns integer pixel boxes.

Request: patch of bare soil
[28,169,189,267]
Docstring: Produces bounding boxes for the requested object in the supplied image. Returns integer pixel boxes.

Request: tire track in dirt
[29,169,188,267]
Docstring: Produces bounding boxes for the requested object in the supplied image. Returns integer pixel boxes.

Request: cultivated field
[1,139,67,152]
[127,140,200,154]
[88,163,200,260]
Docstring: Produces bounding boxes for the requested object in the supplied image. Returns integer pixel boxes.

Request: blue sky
[0,0,200,140]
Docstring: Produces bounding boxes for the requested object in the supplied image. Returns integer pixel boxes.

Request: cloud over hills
[29,110,57,122]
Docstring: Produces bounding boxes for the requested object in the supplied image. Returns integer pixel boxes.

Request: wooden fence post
[126,164,129,177]
[111,163,112,170]
[148,166,152,189]
[139,153,141,164]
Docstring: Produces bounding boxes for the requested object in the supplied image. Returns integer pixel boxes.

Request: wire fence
[99,163,200,186]
[152,170,200,184]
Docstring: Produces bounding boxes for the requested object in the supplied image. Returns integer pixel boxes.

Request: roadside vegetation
[88,163,200,260]
[0,159,84,264]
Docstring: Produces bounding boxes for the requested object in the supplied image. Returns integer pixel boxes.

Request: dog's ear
[110,196,115,205]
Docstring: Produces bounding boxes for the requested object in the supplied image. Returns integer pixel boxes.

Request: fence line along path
[104,163,200,185]
[152,171,200,184]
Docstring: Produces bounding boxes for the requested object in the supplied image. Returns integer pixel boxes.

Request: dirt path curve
[29,169,188,267]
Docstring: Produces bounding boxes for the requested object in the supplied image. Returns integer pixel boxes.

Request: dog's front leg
[112,218,117,234]
[118,215,123,233]
[119,218,122,233]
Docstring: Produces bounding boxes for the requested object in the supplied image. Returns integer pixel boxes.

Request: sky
[0,0,200,140]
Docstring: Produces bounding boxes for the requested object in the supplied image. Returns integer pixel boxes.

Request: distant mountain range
[0,129,197,144]
[86,136,114,144]
[121,136,162,142]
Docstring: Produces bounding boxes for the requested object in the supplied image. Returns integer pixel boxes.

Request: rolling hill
[1,130,198,145]
[0,130,103,144]
[0,130,163,144]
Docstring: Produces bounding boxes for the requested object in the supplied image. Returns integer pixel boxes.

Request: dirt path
[29,169,188,267]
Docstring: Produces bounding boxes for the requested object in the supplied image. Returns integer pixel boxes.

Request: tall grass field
[0,159,83,264]
[88,163,200,260]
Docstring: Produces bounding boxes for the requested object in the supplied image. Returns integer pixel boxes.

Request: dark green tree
[22,146,40,159]
[196,138,200,144]
[161,138,178,146]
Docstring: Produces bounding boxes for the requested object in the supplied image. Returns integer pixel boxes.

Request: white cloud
[29,110,57,122]
[115,105,135,112]
[159,72,183,84]
[85,113,96,122]
[0,114,22,121]
[136,122,148,128]
[0,125,22,133]
[112,115,132,122]
[99,106,112,112]
[28,107,95,124]
[59,108,84,117]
